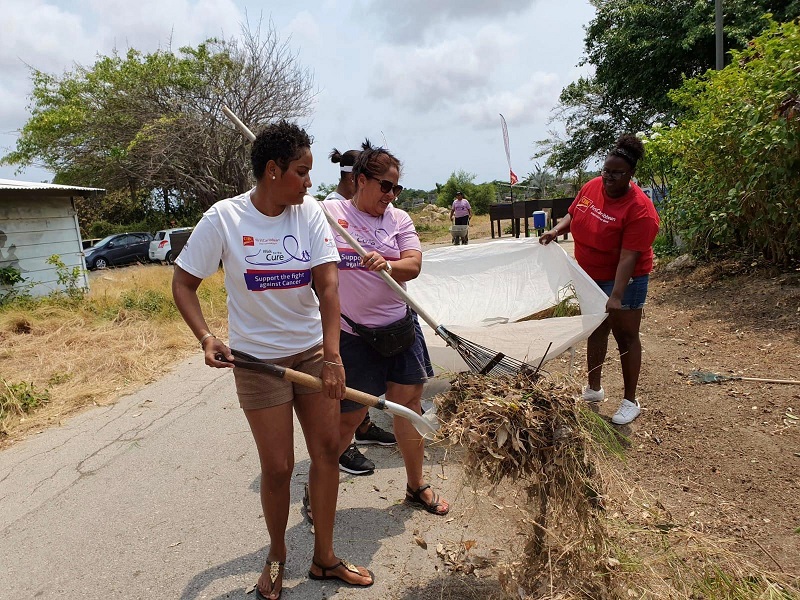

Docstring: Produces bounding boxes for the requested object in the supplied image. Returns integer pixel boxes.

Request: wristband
[323,360,344,368]
[199,333,216,347]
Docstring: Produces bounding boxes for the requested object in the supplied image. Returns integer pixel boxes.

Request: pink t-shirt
[321,198,421,334]
[451,198,471,218]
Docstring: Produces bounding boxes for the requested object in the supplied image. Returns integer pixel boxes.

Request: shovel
[226,349,440,439]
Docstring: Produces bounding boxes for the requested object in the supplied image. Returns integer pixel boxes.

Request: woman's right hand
[539,229,558,245]
[205,338,234,368]
[320,362,345,400]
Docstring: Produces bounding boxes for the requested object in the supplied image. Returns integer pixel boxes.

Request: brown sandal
[405,483,450,515]
[255,560,284,600]
[308,558,374,587]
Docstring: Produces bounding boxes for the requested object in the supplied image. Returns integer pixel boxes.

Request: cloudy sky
[0,0,596,193]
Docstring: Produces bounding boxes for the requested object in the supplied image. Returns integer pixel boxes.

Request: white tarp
[408,238,609,374]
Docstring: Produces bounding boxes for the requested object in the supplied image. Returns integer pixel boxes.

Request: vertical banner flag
[500,113,519,185]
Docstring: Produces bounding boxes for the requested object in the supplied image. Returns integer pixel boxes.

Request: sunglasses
[367,175,403,196]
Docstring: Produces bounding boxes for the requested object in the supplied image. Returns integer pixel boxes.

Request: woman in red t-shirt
[540,134,659,425]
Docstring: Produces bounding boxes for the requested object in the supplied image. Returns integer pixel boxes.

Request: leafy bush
[639,19,800,267]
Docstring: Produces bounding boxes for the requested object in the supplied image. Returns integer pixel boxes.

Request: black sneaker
[338,443,375,475]
[355,422,397,446]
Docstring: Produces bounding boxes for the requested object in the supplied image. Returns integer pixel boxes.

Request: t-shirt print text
[575,196,617,224]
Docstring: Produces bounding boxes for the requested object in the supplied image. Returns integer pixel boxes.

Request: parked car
[83,232,154,270]
[148,227,193,264]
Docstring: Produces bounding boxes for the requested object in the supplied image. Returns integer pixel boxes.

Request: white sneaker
[611,399,641,425]
[582,386,605,403]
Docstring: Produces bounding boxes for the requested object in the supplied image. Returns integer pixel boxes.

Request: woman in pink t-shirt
[322,140,450,517]
[540,134,659,426]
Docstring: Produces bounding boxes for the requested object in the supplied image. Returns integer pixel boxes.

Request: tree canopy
[538,0,800,172]
[2,22,315,216]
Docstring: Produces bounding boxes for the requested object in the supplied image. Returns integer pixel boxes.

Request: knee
[261,456,294,487]
[308,428,341,464]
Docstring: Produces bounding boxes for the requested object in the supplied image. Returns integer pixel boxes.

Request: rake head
[440,326,546,379]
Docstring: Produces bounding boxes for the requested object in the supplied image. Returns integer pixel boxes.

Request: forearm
[386,252,422,282]
[313,263,342,362]
[610,252,639,300]
[550,213,571,235]
[172,268,213,342]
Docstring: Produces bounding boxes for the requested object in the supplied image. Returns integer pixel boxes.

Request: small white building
[0,179,104,297]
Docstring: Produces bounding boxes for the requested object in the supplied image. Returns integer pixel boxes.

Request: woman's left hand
[606,296,623,312]
[321,362,346,400]
[361,251,388,272]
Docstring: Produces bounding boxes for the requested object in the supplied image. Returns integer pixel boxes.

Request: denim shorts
[339,313,434,413]
[595,274,650,310]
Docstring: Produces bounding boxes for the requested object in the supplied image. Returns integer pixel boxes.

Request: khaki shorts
[233,344,324,410]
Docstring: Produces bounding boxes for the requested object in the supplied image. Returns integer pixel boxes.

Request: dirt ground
[572,260,800,576]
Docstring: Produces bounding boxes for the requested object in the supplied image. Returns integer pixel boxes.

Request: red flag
[510,170,518,185]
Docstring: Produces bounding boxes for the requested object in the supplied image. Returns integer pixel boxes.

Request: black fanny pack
[341,306,417,358]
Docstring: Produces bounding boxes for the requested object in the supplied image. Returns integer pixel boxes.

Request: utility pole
[715,0,724,70]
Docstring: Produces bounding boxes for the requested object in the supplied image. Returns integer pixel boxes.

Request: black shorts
[339,314,434,412]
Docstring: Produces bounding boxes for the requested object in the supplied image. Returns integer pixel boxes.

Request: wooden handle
[280,367,380,408]
[740,376,800,385]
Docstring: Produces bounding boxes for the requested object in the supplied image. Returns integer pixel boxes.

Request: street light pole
[715,0,724,70]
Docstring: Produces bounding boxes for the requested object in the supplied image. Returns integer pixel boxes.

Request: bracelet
[199,332,216,346]
[323,360,344,368]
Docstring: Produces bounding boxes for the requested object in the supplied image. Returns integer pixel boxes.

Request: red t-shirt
[568,178,660,281]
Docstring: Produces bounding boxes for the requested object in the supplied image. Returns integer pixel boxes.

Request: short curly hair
[251,120,313,180]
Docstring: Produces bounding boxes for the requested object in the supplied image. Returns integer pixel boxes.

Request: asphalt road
[0,354,508,599]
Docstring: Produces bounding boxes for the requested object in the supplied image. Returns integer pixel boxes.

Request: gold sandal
[255,560,284,600]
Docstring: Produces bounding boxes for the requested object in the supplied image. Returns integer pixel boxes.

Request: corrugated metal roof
[0,178,104,192]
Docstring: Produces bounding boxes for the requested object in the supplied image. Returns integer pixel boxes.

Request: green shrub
[639,19,800,267]
[0,379,50,419]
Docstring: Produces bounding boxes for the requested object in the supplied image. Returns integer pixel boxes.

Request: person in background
[326,148,396,477]
[539,134,659,426]
[449,191,472,225]
[322,140,450,516]
[172,121,373,598]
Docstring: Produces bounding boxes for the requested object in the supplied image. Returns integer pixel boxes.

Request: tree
[638,19,800,265]
[435,171,497,215]
[2,21,315,214]
[538,0,800,171]
[313,183,337,201]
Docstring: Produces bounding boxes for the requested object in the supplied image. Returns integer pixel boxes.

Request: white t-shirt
[176,190,340,359]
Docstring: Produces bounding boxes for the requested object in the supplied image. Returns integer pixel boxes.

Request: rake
[221,106,542,378]
[690,370,800,385]
[227,349,439,439]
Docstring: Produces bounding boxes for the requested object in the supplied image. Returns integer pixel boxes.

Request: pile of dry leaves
[435,372,615,598]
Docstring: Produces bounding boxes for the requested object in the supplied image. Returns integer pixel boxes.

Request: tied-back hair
[329,148,360,179]
[608,134,645,169]
[251,120,313,180]
[352,139,402,190]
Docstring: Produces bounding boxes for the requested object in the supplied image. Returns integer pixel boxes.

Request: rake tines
[441,326,548,379]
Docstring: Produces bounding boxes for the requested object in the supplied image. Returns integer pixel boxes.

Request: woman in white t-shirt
[322,140,450,518]
[172,121,373,598]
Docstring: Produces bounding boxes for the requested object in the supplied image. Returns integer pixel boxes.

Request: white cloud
[457,72,562,129]
[368,25,521,111]
[366,0,537,42]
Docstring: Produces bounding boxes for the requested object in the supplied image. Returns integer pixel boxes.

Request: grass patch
[0,265,228,444]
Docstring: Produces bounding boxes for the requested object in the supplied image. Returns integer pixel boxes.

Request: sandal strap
[406,483,432,498]
[312,558,360,577]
